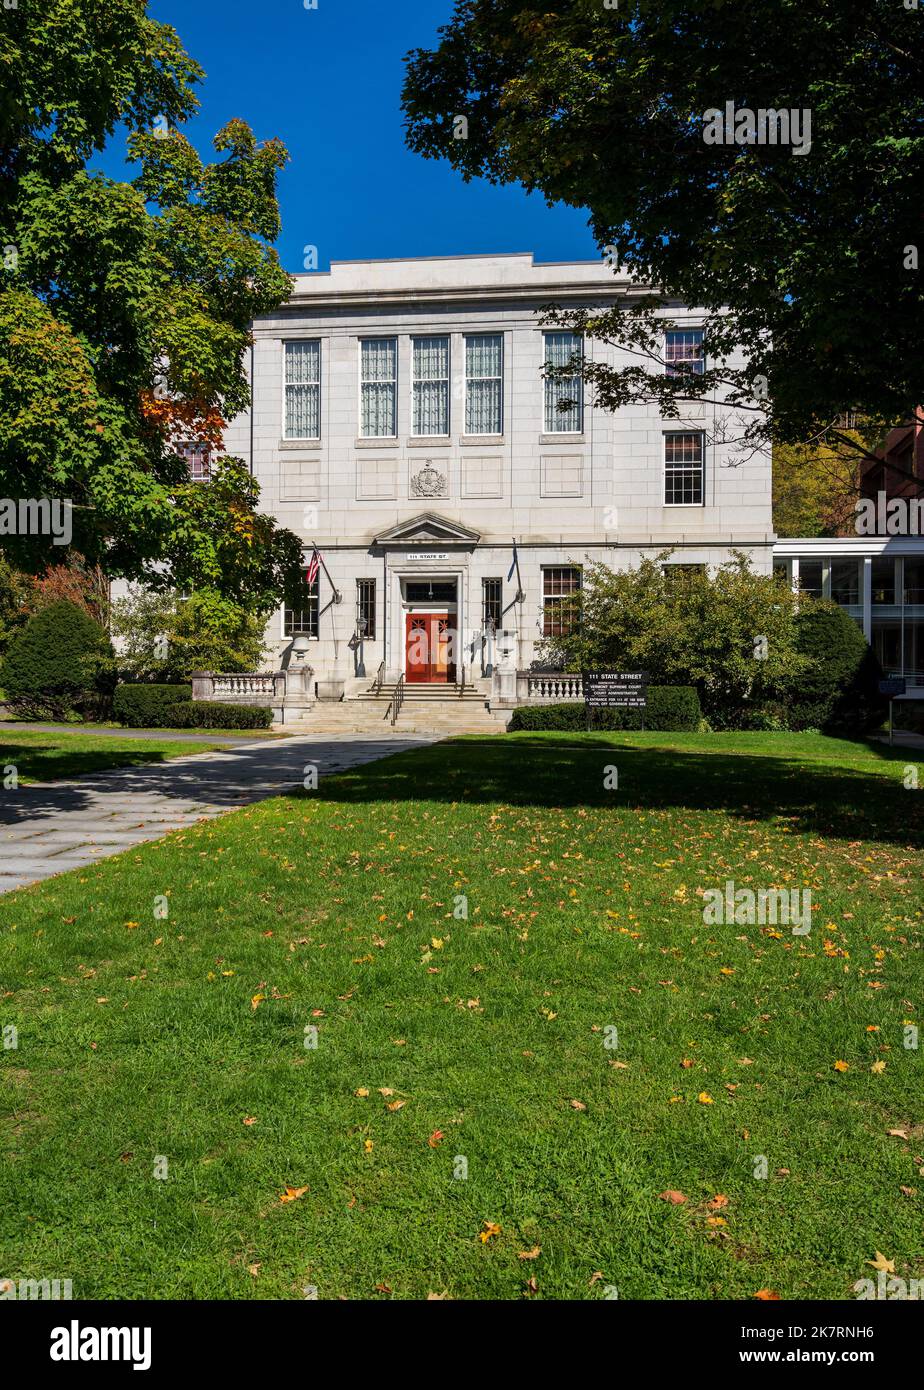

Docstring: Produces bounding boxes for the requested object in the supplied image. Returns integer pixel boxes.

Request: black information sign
[879,677,907,698]
[584,670,649,709]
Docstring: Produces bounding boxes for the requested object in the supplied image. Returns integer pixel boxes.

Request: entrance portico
[373,513,481,683]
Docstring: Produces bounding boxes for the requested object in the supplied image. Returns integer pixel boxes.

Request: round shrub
[508,686,700,733]
[113,684,193,728]
[1,600,116,720]
[790,602,886,735]
[166,701,273,730]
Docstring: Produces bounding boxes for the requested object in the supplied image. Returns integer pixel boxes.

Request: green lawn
[1,731,922,1300]
[0,730,238,782]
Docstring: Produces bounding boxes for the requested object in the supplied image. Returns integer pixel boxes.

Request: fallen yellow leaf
[279,1185,309,1204]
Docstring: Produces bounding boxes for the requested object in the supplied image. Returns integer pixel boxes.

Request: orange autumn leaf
[279,1185,309,1204]
[427,1130,444,1148]
[754,1288,781,1300]
[658,1190,687,1204]
[833,1060,850,1072]
[479,1221,501,1243]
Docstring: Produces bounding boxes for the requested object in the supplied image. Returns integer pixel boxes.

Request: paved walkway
[869,731,924,752]
[0,732,436,896]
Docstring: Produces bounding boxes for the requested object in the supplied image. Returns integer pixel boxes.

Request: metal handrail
[373,660,386,694]
[388,673,406,726]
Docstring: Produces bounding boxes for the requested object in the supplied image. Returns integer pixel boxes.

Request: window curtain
[284,341,320,439]
[544,332,582,432]
[466,334,502,434]
[361,339,397,437]
[413,337,449,435]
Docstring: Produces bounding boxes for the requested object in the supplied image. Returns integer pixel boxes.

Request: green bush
[113,684,193,728]
[790,603,886,735]
[508,686,701,732]
[1,600,116,720]
[166,701,273,730]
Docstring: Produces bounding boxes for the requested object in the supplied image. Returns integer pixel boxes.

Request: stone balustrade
[518,671,584,703]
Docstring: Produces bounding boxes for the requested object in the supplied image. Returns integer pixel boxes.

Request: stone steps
[274,699,507,736]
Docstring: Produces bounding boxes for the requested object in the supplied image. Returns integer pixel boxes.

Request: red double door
[406,613,456,683]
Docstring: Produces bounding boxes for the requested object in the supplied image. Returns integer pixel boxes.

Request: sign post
[583,671,649,732]
[878,677,907,747]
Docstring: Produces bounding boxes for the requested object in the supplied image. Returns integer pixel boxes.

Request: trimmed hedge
[2,600,116,721]
[790,603,886,735]
[165,701,274,730]
[113,684,192,728]
[508,686,701,733]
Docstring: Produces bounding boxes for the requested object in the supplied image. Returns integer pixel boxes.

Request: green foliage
[542,554,885,732]
[545,554,809,727]
[0,1,300,597]
[772,433,872,538]
[111,586,269,682]
[403,4,921,445]
[790,603,886,735]
[113,684,192,728]
[166,457,303,615]
[167,701,273,730]
[1,600,116,720]
[509,687,701,733]
[110,587,178,682]
[167,591,269,680]
[0,553,32,656]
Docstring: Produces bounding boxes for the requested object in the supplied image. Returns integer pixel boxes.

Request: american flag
[305,548,321,589]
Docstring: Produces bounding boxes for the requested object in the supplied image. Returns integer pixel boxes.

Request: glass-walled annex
[773,540,924,690]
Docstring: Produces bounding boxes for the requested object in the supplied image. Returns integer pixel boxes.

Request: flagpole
[307,542,342,605]
[512,537,525,604]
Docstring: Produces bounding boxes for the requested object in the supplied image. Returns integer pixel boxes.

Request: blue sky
[95,0,597,274]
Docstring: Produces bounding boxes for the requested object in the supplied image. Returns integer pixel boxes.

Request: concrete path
[869,731,924,752]
[0,731,437,896]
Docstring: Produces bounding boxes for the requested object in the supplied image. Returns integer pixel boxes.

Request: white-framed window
[179,441,211,482]
[412,336,450,436]
[465,333,503,435]
[543,331,583,433]
[284,573,319,638]
[664,432,705,505]
[542,565,582,637]
[284,340,321,440]
[360,337,398,438]
[664,328,704,377]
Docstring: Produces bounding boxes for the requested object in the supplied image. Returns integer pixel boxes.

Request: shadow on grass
[318,735,924,850]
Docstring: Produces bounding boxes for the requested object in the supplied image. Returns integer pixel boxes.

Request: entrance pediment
[373,512,481,546]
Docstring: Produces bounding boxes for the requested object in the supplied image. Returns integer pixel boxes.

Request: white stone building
[219,252,773,703]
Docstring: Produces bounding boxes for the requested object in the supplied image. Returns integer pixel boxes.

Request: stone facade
[219,253,775,687]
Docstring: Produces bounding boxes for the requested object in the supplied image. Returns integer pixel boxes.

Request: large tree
[0,0,300,601]
[402,0,922,455]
